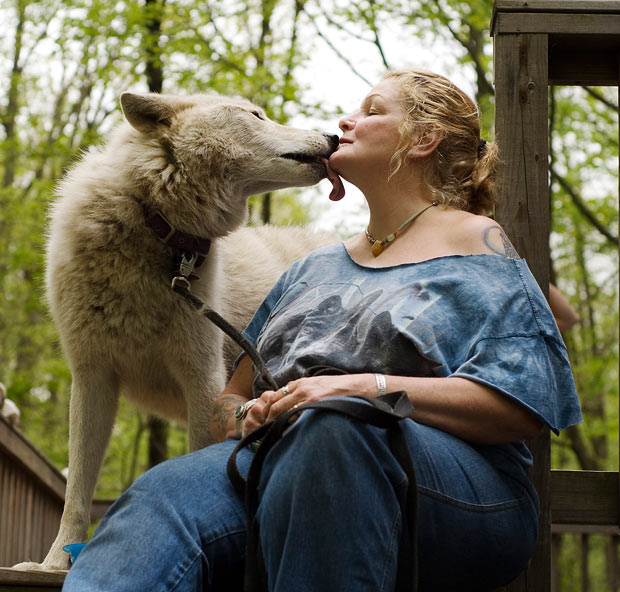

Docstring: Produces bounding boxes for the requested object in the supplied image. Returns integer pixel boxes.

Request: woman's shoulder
[443,211,520,259]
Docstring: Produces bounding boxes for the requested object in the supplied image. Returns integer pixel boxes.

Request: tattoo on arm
[210,395,244,440]
[482,226,520,259]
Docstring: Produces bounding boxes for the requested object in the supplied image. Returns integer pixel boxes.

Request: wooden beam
[551,470,620,526]
[0,567,64,589]
[494,13,620,35]
[494,33,550,283]
[495,0,620,13]
[548,36,620,85]
[90,499,115,522]
[552,524,620,534]
[492,0,620,35]
[494,31,550,592]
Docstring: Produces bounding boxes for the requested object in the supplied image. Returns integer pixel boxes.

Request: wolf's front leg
[14,368,120,571]
[185,365,225,452]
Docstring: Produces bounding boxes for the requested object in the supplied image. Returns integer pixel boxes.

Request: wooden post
[494,32,550,286]
[492,1,620,589]
[494,30,551,592]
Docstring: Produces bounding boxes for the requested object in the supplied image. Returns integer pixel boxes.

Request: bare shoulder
[444,211,520,259]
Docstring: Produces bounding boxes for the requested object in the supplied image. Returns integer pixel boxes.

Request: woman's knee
[130,440,249,503]
[258,409,401,501]
[271,409,382,465]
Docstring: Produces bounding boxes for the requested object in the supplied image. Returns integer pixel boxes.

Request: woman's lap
[258,409,538,591]
[64,407,538,591]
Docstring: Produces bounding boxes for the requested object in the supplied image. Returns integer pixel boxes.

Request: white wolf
[16,92,338,570]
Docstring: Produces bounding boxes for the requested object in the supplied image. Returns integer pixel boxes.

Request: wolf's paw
[12,561,45,571]
[13,556,70,572]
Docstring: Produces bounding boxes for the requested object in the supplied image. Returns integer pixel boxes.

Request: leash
[170,264,418,592]
[171,278,279,392]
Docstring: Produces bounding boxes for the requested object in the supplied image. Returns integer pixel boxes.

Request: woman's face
[329,78,406,182]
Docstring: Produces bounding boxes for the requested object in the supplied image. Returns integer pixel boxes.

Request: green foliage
[549,86,619,476]
[553,534,618,592]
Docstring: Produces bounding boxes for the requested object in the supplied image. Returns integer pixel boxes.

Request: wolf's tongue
[322,159,345,201]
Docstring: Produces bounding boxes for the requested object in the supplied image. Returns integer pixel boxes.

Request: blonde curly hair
[383,68,498,216]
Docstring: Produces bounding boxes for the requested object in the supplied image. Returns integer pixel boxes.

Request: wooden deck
[0,568,65,591]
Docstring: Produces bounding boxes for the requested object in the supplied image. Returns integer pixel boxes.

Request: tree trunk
[144,0,169,467]
[147,415,169,467]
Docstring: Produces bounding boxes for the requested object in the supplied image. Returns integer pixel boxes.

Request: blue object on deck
[63,543,87,564]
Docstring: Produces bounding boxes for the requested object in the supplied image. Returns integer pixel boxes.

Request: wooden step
[0,568,65,591]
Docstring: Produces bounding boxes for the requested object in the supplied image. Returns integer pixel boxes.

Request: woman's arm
[256,373,543,446]
[209,355,255,442]
[548,283,580,332]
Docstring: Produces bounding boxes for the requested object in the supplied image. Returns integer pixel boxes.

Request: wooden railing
[0,415,66,567]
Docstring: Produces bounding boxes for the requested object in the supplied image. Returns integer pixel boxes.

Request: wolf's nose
[323,133,340,150]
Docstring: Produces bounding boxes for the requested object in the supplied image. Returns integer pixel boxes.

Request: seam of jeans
[167,529,246,592]
[203,527,246,547]
[379,475,406,592]
[418,485,529,512]
[169,547,203,592]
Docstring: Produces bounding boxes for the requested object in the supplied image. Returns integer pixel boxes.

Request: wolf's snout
[323,133,339,152]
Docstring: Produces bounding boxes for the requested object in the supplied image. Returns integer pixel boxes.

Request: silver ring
[281,385,291,396]
[243,399,258,412]
[234,398,258,422]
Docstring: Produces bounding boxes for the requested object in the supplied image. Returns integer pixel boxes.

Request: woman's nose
[339,116,355,132]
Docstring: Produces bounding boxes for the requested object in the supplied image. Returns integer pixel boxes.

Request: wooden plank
[495,1,620,14]
[494,13,620,35]
[0,568,65,589]
[550,470,620,525]
[494,33,550,282]
[90,498,115,522]
[0,419,65,502]
[552,524,620,534]
[547,34,620,85]
[492,0,620,33]
[549,48,620,86]
[494,32,550,592]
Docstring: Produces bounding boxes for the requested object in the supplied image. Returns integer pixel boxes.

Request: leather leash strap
[171,282,279,391]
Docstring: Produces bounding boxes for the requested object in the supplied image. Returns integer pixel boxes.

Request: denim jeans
[63,409,539,592]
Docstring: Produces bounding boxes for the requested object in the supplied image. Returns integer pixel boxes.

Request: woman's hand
[242,373,376,437]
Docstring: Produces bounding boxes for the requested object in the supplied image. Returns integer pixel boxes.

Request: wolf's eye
[251,110,265,120]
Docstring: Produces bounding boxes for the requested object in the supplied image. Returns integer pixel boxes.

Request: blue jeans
[63,409,539,591]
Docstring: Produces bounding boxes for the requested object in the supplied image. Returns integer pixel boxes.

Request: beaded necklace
[365,201,438,256]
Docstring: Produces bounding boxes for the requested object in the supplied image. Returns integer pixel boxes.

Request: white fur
[14,92,335,570]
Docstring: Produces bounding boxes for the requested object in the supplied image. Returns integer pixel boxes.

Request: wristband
[374,373,387,397]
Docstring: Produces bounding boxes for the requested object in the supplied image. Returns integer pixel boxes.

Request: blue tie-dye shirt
[242,243,582,466]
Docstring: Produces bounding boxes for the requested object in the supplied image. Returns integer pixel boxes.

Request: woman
[63,69,581,592]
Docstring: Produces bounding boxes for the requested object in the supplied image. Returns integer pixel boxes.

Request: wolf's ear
[120,92,179,133]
